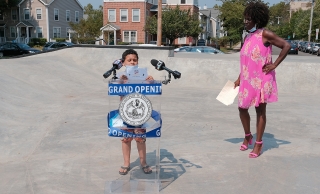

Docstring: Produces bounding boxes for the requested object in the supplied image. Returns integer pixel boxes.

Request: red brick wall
[103,2,199,45]
[104,2,151,43]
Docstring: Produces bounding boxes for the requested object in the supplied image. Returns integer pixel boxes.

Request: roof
[199,8,220,19]
[100,23,121,31]
[19,0,83,9]
[200,10,211,17]
[16,21,34,27]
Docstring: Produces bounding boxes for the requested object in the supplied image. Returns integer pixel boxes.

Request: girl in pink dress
[234,2,291,158]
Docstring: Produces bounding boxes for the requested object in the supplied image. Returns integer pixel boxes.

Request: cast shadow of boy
[129,149,202,191]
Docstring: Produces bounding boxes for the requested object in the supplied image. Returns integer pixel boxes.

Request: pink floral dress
[238,29,278,109]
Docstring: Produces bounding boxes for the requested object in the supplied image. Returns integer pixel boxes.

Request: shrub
[39,38,47,45]
[55,38,66,42]
[118,42,130,45]
[30,38,47,46]
[28,42,34,47]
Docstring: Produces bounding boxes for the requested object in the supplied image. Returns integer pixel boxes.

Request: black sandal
[141,165,152,174]
[119,166,130,175]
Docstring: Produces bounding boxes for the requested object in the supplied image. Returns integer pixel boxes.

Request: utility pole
[308,0,314,42]
[276,16,282,25]
[157,0,162,46]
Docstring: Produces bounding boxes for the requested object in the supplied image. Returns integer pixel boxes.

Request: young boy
[118,49,153,175]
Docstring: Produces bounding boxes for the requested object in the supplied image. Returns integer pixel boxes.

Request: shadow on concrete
[224,132,291,153]
[128,149,201,191]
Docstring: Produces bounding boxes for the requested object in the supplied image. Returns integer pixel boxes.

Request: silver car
[184,46,225,54]
[310,43,320,54]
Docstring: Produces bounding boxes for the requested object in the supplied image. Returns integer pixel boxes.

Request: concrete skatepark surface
[0,46,319,194]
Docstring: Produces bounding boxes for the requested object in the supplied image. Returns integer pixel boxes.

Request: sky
[78,0,284,9]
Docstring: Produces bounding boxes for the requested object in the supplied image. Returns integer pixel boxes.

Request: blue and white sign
[108,83,162,96]
[107,110,162,138]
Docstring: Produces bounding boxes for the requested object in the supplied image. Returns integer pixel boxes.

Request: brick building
[101,0,199,45]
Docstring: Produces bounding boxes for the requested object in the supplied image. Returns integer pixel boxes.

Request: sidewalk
[224,42,242,54]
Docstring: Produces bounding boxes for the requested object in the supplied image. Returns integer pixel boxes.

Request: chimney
[204,4,207,9]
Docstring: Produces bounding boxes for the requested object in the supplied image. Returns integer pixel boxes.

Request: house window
[108,9,116,22]
[54,8,59,21]
[53,27,61,38]
[36,27,43,38]
[75,11,79,22]
[66,27,71,37]
[181,0,186,4]
[66,10,70,22]
[11,9,17,20]
[178,37,186,44]
[120,9,128,22]
[36,8,42,20]
[0,28,4,37]
[24,8,30,20]
[10,27,17,38]
[132,9,140,22]
[123,31,137,43]
[0,13,3,21]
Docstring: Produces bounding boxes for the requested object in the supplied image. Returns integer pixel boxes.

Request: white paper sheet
[126,67,148,81]
[216,80,239,106]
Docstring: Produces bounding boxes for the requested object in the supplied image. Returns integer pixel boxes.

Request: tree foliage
[217,0,246,43]
[69,4,103,44]
[144,5,202,45]
[0,0,20,15]
[267,0,320,41]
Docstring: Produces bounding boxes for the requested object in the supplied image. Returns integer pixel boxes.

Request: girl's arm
[262,29,291,73]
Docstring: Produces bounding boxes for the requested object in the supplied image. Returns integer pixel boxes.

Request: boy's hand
[120,75,128,83]
[146,76,154,81]
[120,75,128,80]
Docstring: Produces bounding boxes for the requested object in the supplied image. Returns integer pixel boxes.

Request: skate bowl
[0,45,319,194]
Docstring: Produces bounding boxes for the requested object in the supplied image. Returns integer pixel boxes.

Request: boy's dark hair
[244,2,269,29]
[122,49,139,61]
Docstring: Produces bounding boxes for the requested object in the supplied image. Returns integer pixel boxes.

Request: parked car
[174,46,190,52]
[0,42,40,57]
[317,48,320,56]
[298,41,307,51]
[302,42,312,52]
[197,39,206,46]
[288,43,298,54]
[42,41,74,51]
[309,43,320,54]
[184,46,225,54]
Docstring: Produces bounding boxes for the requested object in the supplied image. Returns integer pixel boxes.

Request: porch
[15,21,34,44]
[100,23,121,45]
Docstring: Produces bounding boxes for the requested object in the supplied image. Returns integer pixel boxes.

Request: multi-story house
[101,0,199,45]
[0,0,83,44]
[289,1,313,18]
[199,5,224,42]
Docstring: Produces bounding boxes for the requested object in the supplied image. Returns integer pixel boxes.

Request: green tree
[0,0,20,16]
[268,1,290,38]
[187,13,203,44]
[217,0,246,44]
[271,0,320,41]
[144,5,201,45]
[69,4,103,44]
[217,0,268,44]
